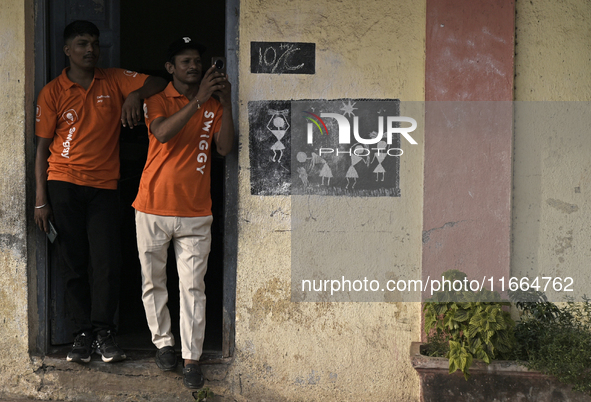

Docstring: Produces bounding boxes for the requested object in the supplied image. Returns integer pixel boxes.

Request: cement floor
[1,351,242,402]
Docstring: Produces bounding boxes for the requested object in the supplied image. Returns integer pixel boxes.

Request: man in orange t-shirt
[34,20,167,364]
[133,37,234,389]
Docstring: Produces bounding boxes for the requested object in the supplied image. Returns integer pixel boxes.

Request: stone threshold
[29,351,241,402]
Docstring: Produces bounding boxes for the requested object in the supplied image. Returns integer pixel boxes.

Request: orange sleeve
[35,86,57,139]
[143,94,168,131]
[110,68,149,98]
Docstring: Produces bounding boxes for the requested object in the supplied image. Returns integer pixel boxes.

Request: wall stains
[0,233,25,259]
[246,277,337,332]
[546,198,579,214]
[554,230,573,256]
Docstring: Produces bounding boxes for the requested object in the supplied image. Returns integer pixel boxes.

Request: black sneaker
[67,331,94,363]
[183,363,205,389]
[155,346,178,371]
[95,330,126,363]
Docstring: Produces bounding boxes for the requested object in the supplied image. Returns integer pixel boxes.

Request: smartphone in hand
[212,57,226,75]
[47,221,58,243]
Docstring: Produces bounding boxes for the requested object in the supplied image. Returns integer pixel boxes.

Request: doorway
[117,0,227,357]
[35,0,237,359]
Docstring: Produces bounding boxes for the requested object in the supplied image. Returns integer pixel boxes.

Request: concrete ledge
[410,342,591,402]
[29,353,242,402]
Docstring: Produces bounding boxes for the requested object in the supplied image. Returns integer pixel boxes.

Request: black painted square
[291,99,401,197]
[248,99,402,197]
[250,42,315,74]
[248,100,292,195]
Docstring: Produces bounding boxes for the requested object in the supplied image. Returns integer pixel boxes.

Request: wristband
[35,203,47,209]
[196,99,201,110]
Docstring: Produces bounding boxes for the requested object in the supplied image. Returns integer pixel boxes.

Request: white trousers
[135,211,212,361]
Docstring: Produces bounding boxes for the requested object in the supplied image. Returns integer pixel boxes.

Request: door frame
[32,0,239,359]
[33,0,49,355]
[222,0,239,358]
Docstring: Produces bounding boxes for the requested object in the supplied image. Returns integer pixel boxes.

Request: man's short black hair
[63,20,100,43]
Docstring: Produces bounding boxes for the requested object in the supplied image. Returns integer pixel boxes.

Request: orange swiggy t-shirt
[132,82,223,217]
[35,68,148,189]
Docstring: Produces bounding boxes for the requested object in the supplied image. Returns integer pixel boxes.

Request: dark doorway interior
[116,0,226,355]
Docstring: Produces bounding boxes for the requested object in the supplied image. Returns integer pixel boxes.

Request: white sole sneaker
[96,349,126,363]
[67,354,91,363]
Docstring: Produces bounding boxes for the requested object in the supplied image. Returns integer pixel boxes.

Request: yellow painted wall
[514,0,591,101]
[232,1,425,400]
[513,1,591,297]
[0,0,42,397]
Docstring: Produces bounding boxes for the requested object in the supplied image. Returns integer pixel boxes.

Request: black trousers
[48,180,122,336]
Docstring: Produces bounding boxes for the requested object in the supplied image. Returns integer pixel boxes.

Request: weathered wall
[514,0,591,101]
[0,0,42,397]
[231,1,425,400]
[512,1,591,295]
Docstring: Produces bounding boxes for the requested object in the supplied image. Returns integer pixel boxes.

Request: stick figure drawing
[267,109,289,162]
[296,151,333,186]
[345,143,370,189]
[296,167,309,188]
[371,139,388,182]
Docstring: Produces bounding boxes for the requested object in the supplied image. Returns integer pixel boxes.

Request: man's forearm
[35,162,49,206]
[214,106,234,156]
[150,96,202,143]
[132,76,168,99]
[34,136,53,232]
[35,137,52,205]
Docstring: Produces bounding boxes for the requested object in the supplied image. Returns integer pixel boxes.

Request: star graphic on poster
[340,100,357,117]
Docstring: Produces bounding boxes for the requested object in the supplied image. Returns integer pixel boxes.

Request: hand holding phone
[47,221,58,243]
[212,57,226,75]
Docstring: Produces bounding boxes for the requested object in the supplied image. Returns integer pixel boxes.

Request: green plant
[422,327,450,358]
[192,387,214,402]
[510,292,591,395]
[423,274,591,394]
[423,270,516,380]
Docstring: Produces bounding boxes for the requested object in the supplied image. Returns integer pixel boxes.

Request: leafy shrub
[423,273,591,395]
[423,270,516,379]
[510,291,591,395]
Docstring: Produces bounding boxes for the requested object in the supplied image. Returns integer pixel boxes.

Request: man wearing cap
[34,20,167,364]
[133,37,234,389]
